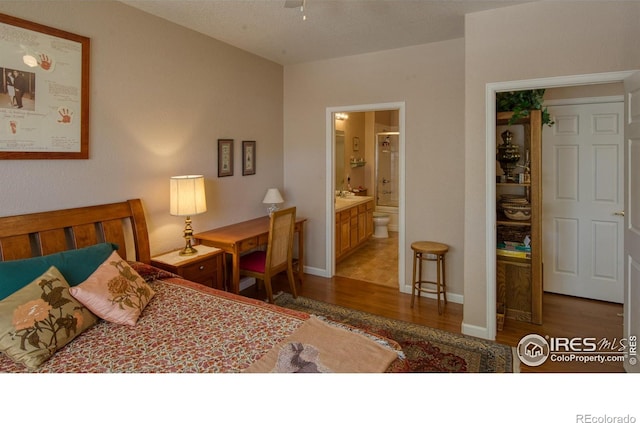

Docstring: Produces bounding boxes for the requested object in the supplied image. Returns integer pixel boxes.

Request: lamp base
[179,243,198,256]
[266,204,279,216]
[179,215,198,256]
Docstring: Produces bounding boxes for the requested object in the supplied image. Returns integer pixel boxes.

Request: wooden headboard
[0,199,150,264]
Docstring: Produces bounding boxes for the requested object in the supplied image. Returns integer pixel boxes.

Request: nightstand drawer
[181,257,219,284]
[151,246,224,291]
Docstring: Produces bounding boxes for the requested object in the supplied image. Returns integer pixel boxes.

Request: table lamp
[262,188,284,216]
[170,175,207,255]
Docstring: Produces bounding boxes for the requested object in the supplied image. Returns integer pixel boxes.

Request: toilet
[372,212,390,238]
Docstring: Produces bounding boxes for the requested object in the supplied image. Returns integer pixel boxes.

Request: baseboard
[400,288,464,305]
[461,322,492,340]
[303,265,329,277]
[239,276,255,291]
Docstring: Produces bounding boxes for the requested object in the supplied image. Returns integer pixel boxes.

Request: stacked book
[497,241,531,259]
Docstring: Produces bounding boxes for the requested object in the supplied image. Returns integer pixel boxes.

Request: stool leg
[442,253,447,305]
[411,251,417,308]
[436,254,442,314]
[417,253,423,299]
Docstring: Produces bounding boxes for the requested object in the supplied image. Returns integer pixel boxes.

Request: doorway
[333,111,399,287]
[483,71,635,340]
[325,102,406,291]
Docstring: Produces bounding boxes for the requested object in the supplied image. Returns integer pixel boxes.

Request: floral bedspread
[0,262,309,373]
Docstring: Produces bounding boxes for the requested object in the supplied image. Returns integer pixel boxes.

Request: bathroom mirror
[335,130,345,191]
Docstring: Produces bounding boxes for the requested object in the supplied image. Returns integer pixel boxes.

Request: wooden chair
[239,207,298,303]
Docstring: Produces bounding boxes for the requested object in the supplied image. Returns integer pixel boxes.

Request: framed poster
[218,139,234,177]
[0,13,90,159]
[242,140,256,176]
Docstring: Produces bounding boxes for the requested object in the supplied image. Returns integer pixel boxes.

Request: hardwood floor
[245,272,626,373]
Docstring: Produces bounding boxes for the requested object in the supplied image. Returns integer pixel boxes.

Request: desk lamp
[170,175,207,255]
[262,188,284,216]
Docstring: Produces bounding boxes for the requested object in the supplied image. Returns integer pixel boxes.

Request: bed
[0,199,400,373]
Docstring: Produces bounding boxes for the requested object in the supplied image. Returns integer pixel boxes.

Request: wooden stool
[410,241,449,314]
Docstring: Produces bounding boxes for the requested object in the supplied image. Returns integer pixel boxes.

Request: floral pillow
[0,266,98,369]
[69,251,155,326]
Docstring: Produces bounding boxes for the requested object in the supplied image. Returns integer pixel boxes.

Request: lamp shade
[262,188,284,204]
[170,175,207,216]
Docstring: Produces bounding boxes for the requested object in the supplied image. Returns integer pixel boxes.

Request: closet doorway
[484,70,636,340]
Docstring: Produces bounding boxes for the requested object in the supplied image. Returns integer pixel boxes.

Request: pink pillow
[69,251,155,326]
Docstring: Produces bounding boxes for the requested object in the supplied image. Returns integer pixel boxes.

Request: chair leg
[287,266,297,298]
[264,276,274,303]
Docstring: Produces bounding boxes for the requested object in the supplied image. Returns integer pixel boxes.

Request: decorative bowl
[502,203,531,221]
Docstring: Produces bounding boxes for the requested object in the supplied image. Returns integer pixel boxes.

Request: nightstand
[151,245,225,290]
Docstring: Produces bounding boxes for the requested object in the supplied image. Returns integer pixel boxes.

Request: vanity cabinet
[496,110,542,327]
[336,199,374,262]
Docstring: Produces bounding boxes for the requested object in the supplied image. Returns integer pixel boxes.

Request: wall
[0,1,284,256]
[545,83,624,101]
[284,38,466,296]
[464,1,640,334]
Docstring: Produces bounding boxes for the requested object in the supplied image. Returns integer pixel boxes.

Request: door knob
[613,211,625,216]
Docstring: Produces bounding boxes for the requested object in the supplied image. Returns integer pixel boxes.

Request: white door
[624,72,640,373]
[542,101,624,303]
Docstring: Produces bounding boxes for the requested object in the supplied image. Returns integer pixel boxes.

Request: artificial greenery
[496,89,554,127]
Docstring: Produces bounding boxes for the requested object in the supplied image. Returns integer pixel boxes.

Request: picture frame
[353,137,360,151]
[217,139,234,177]
[242,140,256,176]
[0,13,90,160]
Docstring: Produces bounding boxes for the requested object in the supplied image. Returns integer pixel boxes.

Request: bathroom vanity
[335,196,374,262]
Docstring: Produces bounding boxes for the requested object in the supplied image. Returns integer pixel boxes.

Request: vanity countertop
[335,196,373,212]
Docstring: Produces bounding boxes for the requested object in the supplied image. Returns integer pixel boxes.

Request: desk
[194,216,306,294]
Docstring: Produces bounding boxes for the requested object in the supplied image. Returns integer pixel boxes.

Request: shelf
[496,252,531,262]
[350,161,366,168]
[496,111,533,126]
[497,182,530,187]
[495,109,542,325]
[497,211,531,226]
[497,219,531,227]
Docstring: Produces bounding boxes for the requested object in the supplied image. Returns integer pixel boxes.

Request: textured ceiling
[120,0,528,65]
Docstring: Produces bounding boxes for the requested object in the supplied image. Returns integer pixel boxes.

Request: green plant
[496,89,554,127]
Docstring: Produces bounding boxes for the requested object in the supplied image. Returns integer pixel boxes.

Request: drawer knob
[199,265,205,270]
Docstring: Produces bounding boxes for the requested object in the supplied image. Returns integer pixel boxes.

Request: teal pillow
[0,243,118,300]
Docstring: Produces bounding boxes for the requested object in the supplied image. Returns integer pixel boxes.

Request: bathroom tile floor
[335,231,398,288]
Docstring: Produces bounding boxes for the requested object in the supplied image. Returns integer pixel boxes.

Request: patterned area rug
[274,293,517,373]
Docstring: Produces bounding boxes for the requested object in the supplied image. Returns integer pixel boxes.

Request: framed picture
[242,140,256,176]
[353,137,360,151]
[0,13,90,159]
[217,139,234,177]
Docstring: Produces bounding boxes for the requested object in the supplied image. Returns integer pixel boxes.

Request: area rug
[273,293,517,373]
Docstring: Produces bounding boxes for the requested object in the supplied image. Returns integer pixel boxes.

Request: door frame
[483,71,636,340]
[325,102,407,291]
